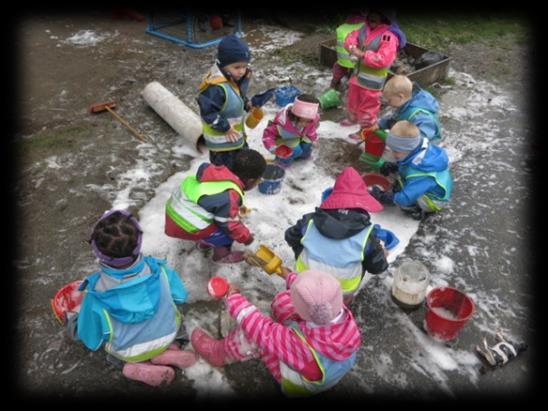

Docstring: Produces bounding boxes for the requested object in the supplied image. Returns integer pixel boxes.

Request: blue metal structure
[145,14,242,49]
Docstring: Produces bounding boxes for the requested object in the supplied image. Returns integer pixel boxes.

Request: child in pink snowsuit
[340,10,401,139]
[191,269,361,397]
[262,94,320,167]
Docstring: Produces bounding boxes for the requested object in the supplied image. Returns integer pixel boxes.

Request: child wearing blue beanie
[197,34,254,170]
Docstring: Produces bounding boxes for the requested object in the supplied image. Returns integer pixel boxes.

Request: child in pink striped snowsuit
[191,269,361,397]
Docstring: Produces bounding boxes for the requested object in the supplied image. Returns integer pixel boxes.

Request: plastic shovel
[246,245,284,275]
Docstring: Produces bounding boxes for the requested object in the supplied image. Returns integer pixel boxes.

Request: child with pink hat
[191,268,361,397]
[285,166,389,302]
[262,94,320,168]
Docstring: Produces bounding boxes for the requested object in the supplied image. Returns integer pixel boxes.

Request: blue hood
[85,257,162,324]
[402,88,439,114]
[400,140,448,172]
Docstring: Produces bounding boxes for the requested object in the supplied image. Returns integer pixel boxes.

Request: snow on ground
[40,28,523,393]
[62,29,117,46]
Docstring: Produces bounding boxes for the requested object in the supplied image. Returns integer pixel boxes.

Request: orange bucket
[245,107,264,129]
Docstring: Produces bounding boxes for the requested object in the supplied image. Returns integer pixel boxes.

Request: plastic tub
[424,286,475,341]
[51,280,84,324]
[258,164,285,195]
[207,276,229,298]
[362,173,391,191]
[391,260,430,311]
[274,85,301,107]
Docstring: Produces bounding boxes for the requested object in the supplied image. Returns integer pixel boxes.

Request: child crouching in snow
[369,121,453,220]
[66,209,197,387]
[165,148,266,263]
[191,269,360,397]
[262,94,320,168]
[285,166,389,303]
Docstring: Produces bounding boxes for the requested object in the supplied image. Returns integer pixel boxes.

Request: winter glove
[243,234,255,246]
[321,187,333,202]
[373,224,400,250]
[370,186,394,205]
[251,88,276,108]
[379,161,399,176]
[392,179,403,193]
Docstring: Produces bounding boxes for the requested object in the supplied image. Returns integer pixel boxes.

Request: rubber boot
[150,347,198,369]
[191,328,228,367]
[122,361,175,387]
[212,247,245,263]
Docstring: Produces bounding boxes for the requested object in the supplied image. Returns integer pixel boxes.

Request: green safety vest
[166,176,244,233]
[336,22,365,68]
[355,28,390,91]
[399,108,442,141]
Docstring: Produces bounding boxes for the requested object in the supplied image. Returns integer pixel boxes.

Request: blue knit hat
[216,34,250,67]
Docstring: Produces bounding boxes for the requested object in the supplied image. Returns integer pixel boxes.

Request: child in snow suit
[191,269,361,397]
[197,34,253,170]
[370,121,453,220]
[262,94,320,167]
[285,166,389,302]
[65,209,197,387]
[340,9,405,140]
[165,148,266,263]
[377,74,442,142]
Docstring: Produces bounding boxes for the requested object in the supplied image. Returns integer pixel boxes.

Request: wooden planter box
[319,39,451,87]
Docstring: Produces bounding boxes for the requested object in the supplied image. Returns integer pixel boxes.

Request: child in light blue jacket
[65,209,197,387]
[370,121,452,220]
[378,74,442,142]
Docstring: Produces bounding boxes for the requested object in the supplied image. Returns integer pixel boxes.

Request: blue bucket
[274,85,301,107]
[258,164,285,195]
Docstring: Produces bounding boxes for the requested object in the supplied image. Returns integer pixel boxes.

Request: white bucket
[391,259,430,311]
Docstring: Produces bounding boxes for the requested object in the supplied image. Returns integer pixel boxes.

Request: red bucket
[51,280,84,324]
[424,287,475,341]
[362,173,391,192]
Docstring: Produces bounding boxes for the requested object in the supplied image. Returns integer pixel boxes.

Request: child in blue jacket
[197,34,253,170]
[377,74,442,142]
[370,121,452,220]
[65,210,197,387]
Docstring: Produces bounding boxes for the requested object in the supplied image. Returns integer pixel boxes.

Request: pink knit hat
[291,96,319,120]
[320,166,383,213]
[290,270,343,325]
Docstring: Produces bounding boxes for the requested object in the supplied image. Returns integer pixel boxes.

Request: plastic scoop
[207,276,229,298]
[255,245,284,275]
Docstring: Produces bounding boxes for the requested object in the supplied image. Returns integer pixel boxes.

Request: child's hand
[226,127,240,142]
[243,234,254,245]
[226,283,241,296]
[245,101,253,111]
[278,266,292,278]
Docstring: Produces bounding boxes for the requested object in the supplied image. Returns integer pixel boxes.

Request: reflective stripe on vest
[399,107,442,141]
[166,176,244,233]
[104,268,182,362]
[336,22,365,68]
[355,28,389,90]
[201,82,246,152]
[296,220,373,295]
[280,321,355,396]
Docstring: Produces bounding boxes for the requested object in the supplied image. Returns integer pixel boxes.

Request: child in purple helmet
[65,209,197,387]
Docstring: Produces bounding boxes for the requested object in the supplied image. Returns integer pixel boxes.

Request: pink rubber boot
[191,328,227,367]
[150,348,198,369]
[122,361,175,387]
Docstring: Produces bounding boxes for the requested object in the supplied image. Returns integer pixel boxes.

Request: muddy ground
[12,13,538,401]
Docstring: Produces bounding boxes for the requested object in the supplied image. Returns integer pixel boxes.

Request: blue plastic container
[258,164,285,195]
[274,85,301,107]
